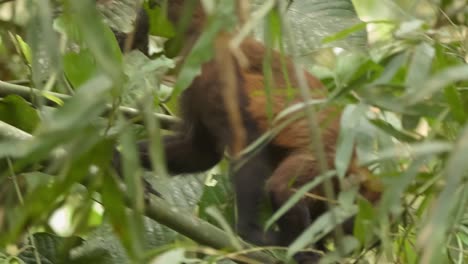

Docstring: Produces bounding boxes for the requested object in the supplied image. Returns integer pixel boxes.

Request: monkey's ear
[132,8,150,54]
[113,8,150,55]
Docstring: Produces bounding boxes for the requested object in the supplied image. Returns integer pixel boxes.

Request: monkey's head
[156,0,205,35]
[152,0,207,57]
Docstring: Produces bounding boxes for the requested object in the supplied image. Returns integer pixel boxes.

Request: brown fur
[122,1,381,263]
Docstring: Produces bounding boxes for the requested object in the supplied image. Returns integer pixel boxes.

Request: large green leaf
[198,172,236,229]
[289,0,367,50]
[122,51,174,106]
[27,0,61,87]
[0,95,40,133]
[18,232,84,264]
[64,0,123,82]
[62,50,98,88]
[255,0,367,55]
[97,0,136,33]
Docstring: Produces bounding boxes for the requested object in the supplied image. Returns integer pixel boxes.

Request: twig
[0,120,32,140]
[279,0,344,254]
[0,80,180,130]
[0,0,15,5]
[215,33,246,155]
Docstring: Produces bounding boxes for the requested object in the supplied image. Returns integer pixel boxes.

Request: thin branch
[279,0,344,254]
[0,120,32,140]
[0,0,14,4]
[215,33,246,155]
[6,157,42,264]
[0,80,180,130]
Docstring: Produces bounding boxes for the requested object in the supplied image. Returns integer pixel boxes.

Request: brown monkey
[113,1,381,263]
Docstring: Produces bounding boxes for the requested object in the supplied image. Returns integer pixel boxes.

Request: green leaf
[405,42,435,89]
[0,75,111,165]
[353,198,375,246]
[444,85,467,124]
[0,134,107,244]
[287,203,358,258]
[70,224,129,264]
[284,0,367,52]
[372,53,407,85]
[198,172,235,228]
[63,50,98,88]
[0,95,40,133]
[369,119,419,143]
[362,141,453,165]
[27,0,61,86]
[97,0,137,33]
[322,22,367,44]
[119,126,145,212]
[18,232,84,264]
[65,0,123,82]
[101,167,145,261]
[404,64,468,105]
[335,104,366,178]
[401,114,420,131]
[265,171,336,231]
[419,124,468,264]
[70,218,179,264]
[335,53,375,86]
[150,173,206,211]
[14,34,32,64]
[145,3,176,38]
[122,51,174,106]
[22,171,54,191]
[205,207,242,250]
[172,0,237,97]
[39,75,111,132]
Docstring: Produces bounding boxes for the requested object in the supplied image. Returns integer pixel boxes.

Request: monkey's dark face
[156,0,205,35]
[153,0,206,57]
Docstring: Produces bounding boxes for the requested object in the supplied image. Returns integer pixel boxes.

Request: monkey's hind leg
[233,149,280,246]
[266,152,324,263]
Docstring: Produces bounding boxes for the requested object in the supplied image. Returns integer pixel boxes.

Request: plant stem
[0,80,180,129]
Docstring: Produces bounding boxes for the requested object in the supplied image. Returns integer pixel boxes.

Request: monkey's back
[240,38,340,153]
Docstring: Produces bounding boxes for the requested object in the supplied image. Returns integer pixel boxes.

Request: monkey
[112,1,381,263]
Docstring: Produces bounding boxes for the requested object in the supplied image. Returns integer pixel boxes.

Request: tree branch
[0,80,180,130]
[142,196,275,263]
[0,120,32,140]
[0,120,276,263]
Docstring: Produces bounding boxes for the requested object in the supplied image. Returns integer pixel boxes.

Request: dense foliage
[0,0,467,263]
